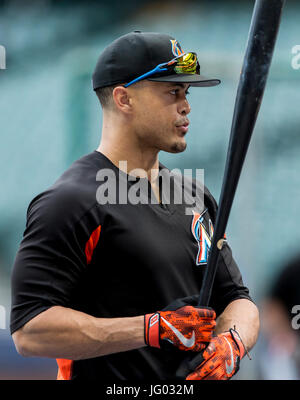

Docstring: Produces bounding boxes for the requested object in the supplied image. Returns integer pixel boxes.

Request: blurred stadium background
[0,0,299,379]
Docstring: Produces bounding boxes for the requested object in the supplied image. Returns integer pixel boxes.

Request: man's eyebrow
[167,83,191,90]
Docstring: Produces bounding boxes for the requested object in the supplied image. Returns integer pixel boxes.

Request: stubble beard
[170,141,187,153]
[137,121,187,154]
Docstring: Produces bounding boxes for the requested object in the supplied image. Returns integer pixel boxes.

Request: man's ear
[112,86,133,114]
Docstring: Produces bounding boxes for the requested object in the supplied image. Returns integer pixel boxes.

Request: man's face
[129,81,191,154]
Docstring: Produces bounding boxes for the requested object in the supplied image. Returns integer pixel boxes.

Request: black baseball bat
[198,0,285,307]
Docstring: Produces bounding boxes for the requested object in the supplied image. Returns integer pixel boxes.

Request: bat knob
[217,239,225,250]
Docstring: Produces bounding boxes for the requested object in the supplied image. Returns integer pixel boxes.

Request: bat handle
[197,234,224,307]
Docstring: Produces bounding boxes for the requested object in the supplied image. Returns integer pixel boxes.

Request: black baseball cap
[92,31,220,90]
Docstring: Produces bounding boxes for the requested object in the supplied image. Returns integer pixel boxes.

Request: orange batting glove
[185,327,247,380]
[145,305,216,352]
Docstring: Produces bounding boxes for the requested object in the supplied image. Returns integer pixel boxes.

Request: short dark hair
[95,86,114,108]
[95,81,146,109]
[95,84,120,109]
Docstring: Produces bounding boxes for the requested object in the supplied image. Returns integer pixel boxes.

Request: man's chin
[168,141,187,154]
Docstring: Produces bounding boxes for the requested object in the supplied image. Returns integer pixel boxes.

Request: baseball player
[10,31,259,380]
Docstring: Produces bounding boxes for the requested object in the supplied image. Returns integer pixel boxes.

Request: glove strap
[144,313,160,348]
[229,326,252,360]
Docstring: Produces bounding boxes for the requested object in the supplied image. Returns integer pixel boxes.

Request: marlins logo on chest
[191,209,213,266]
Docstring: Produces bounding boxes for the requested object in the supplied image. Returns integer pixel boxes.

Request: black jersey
[10,151,252,380]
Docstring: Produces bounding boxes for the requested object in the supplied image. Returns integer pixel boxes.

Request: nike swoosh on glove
[184,328,246,380]
[144,305,216,352]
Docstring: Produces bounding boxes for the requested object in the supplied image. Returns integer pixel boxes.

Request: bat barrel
[198,0,285,307]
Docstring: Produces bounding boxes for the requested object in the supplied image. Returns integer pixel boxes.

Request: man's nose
[178,98,191,115]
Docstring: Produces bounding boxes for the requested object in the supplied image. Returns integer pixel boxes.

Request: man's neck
[96,143,160,184]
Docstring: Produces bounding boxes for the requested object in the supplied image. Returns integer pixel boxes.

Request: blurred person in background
[259,255,300,379]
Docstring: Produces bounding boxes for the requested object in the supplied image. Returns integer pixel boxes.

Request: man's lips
[175,121,189,133]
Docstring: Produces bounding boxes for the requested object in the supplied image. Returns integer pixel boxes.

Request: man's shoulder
[57,151,113,184]
[27,152,107,226]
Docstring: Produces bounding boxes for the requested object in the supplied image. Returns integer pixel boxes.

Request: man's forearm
[214,298,259,352]
[12,306,146,360]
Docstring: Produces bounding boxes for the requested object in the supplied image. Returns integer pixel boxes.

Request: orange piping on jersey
[85,225,101,265]
[57,359,73,380]
[56,226,101,379]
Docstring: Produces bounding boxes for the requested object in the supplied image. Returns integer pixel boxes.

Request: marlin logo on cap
[170,39,184,57]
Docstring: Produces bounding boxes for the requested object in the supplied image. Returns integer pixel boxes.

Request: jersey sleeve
[209,242,254,316]
[203,186,254,316]
[10,187,99,334]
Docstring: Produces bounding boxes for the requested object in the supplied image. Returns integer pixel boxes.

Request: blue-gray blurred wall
[0,0,299,379]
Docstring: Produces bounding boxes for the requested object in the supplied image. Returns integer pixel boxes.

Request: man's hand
[185,328,246,380]
[144,303,216,352]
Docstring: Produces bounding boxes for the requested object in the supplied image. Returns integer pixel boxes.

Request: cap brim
[148,73,220,87]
